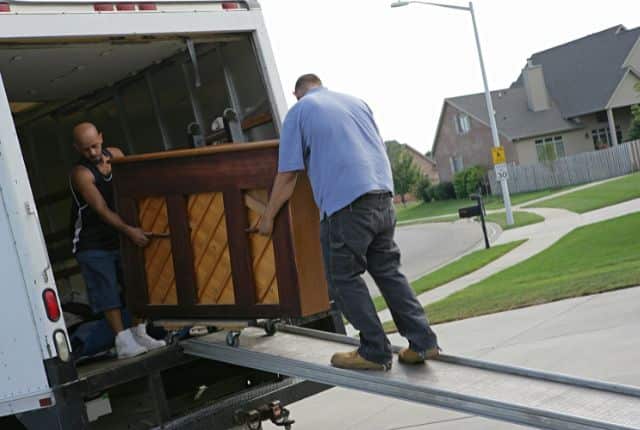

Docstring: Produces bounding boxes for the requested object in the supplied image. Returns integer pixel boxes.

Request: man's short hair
[295,74,322,93]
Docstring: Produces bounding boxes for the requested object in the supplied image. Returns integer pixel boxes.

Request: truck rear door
[0,73,67,417]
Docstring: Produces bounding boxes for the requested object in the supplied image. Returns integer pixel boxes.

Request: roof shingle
[446,87,581,141]
[511,25,640,118]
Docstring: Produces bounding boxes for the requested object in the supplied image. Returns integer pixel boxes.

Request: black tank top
[69,149,120,253]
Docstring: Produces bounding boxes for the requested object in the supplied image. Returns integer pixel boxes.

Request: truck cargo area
[0,30,304,429]
[3,32,278,311]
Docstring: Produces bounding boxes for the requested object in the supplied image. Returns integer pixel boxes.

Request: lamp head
[390,1,410,7]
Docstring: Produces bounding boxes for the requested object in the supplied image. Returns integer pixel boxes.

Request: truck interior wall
[5,34,278,307]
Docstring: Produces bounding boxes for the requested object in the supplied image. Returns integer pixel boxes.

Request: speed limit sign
[495,163,509,181]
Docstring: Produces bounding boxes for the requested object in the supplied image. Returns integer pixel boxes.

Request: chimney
[523,60,551,112]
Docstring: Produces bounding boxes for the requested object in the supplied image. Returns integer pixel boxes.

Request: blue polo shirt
[278,87,393,216]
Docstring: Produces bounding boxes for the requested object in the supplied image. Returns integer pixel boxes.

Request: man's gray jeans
[320,192,439,365]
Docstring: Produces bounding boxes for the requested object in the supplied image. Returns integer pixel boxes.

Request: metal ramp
[182,325,640,430]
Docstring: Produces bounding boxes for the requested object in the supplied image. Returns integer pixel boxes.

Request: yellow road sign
[492,146,506,165]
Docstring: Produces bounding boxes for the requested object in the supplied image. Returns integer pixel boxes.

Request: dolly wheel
[226,331,241,347]
[264,320,278,336]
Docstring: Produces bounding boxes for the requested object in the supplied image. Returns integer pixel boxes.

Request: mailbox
[459,196,490,249]
[458,205,482,218]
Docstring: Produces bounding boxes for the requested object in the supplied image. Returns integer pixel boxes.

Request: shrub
[453,166,487,199]
[464,166,487,197]
[415,176,432,203]
[453,171,467,199]
[431,181,456,201]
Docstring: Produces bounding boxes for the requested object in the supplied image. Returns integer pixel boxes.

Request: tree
[393,152,422,205]
[385,141,422,206]
[629,105,640,141]
[629,82,640,141]
[385,140,402,164]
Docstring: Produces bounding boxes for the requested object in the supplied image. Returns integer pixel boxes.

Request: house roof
[445,87,582,141]
[401,144,436,166]
[511,25,640,118]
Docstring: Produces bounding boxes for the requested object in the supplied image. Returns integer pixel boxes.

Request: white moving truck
[0,2,337,428]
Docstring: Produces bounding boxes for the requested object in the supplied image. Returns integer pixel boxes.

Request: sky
[258,0,639,154]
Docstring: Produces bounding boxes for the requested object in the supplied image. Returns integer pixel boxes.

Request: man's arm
[70,166,149,247]
[107,147,125,158]
[248,171,299,236]
[249,103,304,236]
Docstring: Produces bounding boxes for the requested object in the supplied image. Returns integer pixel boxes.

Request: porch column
[607,108,619,146]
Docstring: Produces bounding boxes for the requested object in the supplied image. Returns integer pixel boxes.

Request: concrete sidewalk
[377,197,640,324]
[396,175,626,226]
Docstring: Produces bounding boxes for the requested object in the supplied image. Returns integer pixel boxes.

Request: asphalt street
[365,219,486,296]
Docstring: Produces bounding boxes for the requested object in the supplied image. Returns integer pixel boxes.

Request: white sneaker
[132,323,166,351]
[115,329,147,359]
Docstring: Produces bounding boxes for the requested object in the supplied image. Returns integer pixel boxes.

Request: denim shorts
[75,249,123,314]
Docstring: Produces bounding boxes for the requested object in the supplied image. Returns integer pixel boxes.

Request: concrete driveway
[365,219,490,296]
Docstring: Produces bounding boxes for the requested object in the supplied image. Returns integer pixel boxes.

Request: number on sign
[495,164,509,181]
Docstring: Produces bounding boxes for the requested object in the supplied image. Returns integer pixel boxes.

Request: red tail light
[39,397,53,408]
[43,289,61,322]
[94,3,115,11]
[138,3,157,10]
[0,2,10,12]
[116,3,136,10]
[222,2,240,9]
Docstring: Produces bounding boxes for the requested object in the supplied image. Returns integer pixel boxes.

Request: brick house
[401,143,439,184]
[389,143,439,204]
[433,25,640,183]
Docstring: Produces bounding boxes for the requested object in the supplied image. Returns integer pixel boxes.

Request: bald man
[69,122,165,359]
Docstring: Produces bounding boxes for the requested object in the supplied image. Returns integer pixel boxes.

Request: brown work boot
[330,350,390,371]
[398,347,440,365]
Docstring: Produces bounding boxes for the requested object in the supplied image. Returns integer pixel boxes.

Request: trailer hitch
[234,400,295,430]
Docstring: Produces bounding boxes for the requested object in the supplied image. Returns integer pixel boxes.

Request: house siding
[403,146,439,184]
[624,36,640,70]
[578,110,634,145]
[515,129,592,165]
[513,109,636,165]
[434,103,518,182]
[609,72,640,109]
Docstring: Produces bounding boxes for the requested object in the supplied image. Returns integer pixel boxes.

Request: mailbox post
[459,194,490,249]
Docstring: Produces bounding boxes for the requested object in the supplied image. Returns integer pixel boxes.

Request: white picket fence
[489,140,640,195]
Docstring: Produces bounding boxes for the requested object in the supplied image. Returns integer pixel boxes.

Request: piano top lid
[112,140,280,165]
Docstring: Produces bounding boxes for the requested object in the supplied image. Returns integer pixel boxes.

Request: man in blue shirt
[252,74,439,370]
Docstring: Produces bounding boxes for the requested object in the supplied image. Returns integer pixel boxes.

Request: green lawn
[399,215,459,226]
[373,240,526,312]
[386,212,640,329]
[396,188,563,223]
[483,211,545,230]
[483,189,564,210]
[395,199,472,221]
[528,173,640,213]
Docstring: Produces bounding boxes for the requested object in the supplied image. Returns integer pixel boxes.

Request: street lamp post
[391,0,514,226]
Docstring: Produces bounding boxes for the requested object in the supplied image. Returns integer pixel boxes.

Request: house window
[449,155,464,174]
[455,113,470,135]
[535,136,565,162]
[592,126,623,149]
